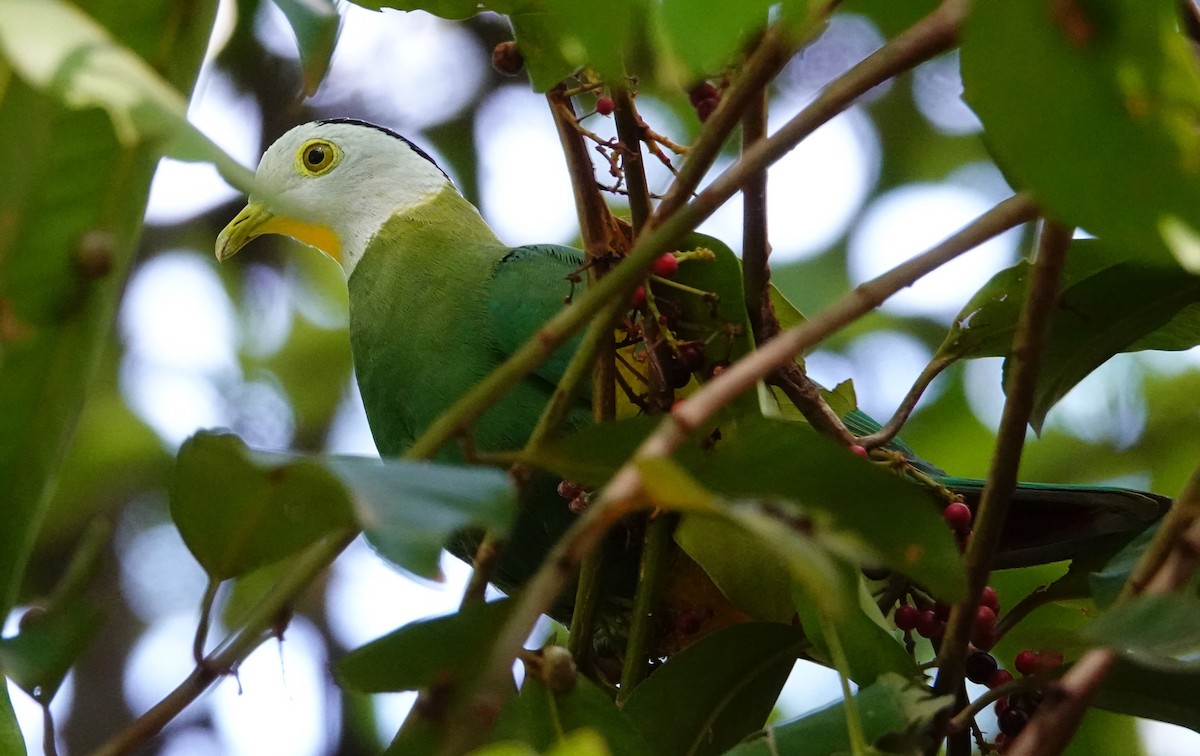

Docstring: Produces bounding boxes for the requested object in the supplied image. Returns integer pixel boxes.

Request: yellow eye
[297,139,340,175]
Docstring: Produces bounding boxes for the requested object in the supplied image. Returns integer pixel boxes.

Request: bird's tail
[939,477,1171,569]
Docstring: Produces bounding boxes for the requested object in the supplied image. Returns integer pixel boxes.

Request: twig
[192,580,219,664]
[612,86,652,232]
[459,533,502,608]
[931,223,1073,712]
[744,82,858,448]
[857,355,956,449]
[652,26,804,225]
[93,531,355,756]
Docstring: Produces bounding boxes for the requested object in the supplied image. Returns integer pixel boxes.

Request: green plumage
[348,186,589,460]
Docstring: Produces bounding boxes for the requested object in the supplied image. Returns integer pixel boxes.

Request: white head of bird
[216,119,454,275]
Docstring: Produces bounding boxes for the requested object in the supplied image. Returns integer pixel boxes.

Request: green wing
[486,243,587,391]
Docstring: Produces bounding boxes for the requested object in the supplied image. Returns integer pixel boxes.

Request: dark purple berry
[998,706,1030,738]
[965,651,999,684]
[676,342,707,373]
[688,81,718,106]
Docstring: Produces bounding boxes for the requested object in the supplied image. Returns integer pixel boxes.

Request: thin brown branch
[94,532,355,756]
[612,87,652,233]
[652,26,804,225]
[857,355,956,449]
[932,222,1073,711]
[742,84,771,337]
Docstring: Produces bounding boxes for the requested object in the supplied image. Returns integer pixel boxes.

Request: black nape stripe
[317,117,449,180]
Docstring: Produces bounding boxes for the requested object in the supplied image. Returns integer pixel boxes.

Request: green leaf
[0,686,20,756]
[726,673,951,756]
[0,601,103,702]
[1089,525,1157,610]
[0,0,216,620]
[337,456,517,578]
[337,599,512,692]
[271,0,341,96]
[672,515,801,623]
[491,671,652,753]
[349,0,489,21]
[960,0,1200,271]
[534,416,966,602]
[686,417,966,602]
[794,565,918,685]
[171,431,516,582]
[1094,656,1200,732]
[1083,593,1200,669]
[622,622,805,756]
[937,240,1200,432]
[1063,708,1145,756]
[639,455,850,621]
[0,0,252,187]
[170,431,356,581]
[659,0,771,76]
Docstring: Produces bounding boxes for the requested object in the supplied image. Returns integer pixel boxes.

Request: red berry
[975,605,997,632]
[916,609,944,639]
[557,480,585,500]
[972,625,997,651]
[981,585,1000,612]
[1014,650,1040,675]
[964,650,998,684]
[986,668,1014,689]
[696,96,720,122]
[1038,649,1064,671]
[849,444,869,459]
[943,501,972,530]
[630,284,645,308]
[676,609,703,635]
[894,604,920,631]
[596,96,615,116]
[652,252,679,277]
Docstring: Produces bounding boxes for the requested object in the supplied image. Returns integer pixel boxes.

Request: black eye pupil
[307,146,325,166]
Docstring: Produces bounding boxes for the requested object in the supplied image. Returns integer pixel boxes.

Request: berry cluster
[688,81,721,122]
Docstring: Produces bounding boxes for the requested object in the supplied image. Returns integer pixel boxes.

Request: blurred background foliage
[4,0,1200,752]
